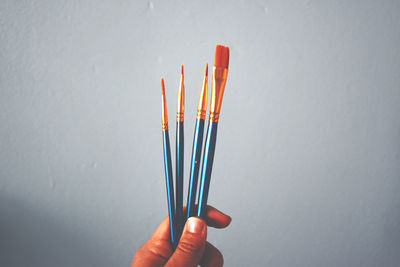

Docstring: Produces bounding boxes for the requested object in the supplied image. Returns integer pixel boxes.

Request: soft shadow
[0,194,113,267]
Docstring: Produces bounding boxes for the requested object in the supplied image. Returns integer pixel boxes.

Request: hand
[131,205,231,267]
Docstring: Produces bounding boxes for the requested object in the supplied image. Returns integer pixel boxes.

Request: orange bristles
[161,77,165,94]
[214,44,229,68]
[196,62,208,119]
[176,64,185,122]
[209,45,229,122]
[161,77,168,131]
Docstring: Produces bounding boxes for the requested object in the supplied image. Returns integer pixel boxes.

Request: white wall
[1,0,400,266]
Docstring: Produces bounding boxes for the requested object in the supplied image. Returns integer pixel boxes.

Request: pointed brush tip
[214,44,230,68]
[179,65,184,92]
[205,62,208,75]
[160,77,165,93]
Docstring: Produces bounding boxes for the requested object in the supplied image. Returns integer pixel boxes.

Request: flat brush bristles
[214,45,229,68]
[209,44,230,123]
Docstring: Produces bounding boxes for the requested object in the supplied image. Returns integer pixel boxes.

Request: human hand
[131,205,231,267]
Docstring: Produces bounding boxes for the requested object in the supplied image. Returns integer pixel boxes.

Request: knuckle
[133,244,147,258]
[147,240,172,262]
[177,239,203,255]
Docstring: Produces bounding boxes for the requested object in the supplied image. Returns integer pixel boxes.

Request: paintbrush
[160,77,177,249]
[186,62,208,219]
[175,65,185,239]
[197,45,229,218]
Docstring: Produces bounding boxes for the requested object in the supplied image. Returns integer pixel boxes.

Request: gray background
[1,0,400,266]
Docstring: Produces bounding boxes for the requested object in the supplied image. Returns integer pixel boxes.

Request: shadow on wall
[0,195,112,267]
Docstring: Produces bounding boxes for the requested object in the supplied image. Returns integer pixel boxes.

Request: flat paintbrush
[197,45,229,218]
[186,62,208,219]
[160,77,177,249]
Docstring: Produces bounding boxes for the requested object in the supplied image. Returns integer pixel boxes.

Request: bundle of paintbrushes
[160,44,229,249]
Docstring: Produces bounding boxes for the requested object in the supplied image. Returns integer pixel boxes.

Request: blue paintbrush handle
[176,121,184,239]
[162,130,177,249]
[186,118,205,219]
[197,121,218,218]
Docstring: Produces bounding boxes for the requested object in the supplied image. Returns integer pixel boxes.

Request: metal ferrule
[209,66,228,122]
[161,83,169,131]
[176,113,184,122]
[197,110,206,120]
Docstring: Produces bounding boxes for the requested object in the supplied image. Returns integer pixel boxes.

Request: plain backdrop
[1,0,400,266]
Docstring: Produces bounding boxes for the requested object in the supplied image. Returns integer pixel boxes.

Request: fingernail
[187,217,206,236]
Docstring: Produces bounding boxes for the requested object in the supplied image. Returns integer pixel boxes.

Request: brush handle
[197,121,218,218]
[162,130,177,249]
[186,118,205,219]
[175,121,184,239]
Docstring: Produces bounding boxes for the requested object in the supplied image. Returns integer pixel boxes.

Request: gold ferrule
[176,112,184,122]
[161,90,168,131]
[209,66,228,122]
[176,68,185,122]
[197,110,206,120]
[196,63,208,120]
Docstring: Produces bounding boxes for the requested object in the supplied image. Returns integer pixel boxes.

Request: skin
[131,206,231,267]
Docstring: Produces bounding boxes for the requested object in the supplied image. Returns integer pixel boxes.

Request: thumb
[165,217,207,267]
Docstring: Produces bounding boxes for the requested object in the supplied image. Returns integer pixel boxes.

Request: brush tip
[205,61,208,76]
[214,44,229,68]
[180,64,184,75]
[160,77,165,94]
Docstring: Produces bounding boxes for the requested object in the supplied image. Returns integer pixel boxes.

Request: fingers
[183,205,232,229]
[203,205,232,229]
[200,242,224,267]
[131,217,173,266]
[131,205,231,267]
[165,217,207,267]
